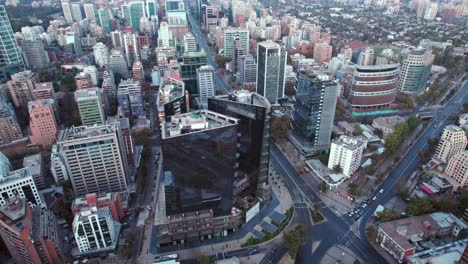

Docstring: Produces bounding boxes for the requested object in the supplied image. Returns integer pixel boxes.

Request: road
[186,4,231,93]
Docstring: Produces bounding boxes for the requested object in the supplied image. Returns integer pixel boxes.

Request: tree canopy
[284,224,306,259]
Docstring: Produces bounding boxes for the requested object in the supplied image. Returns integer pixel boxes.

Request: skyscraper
[83,3,97,23]
[256,41,287,104]
[357,47,375,66]
[61,0,73,23]
[110,31,124,49]
[313,42,333,64]
[74,88,106,126]
[444,151,468,192]
[123,32,139,66]
[183,32,197,52]
[239,55,257,85]
[22,39,50,70]
[434,125,467,163]
[28,99,58,148]
[7,70,38,108]
[93,42,110,68]
[157,22,175,48]
[197,65,215,107]
[223,28,249,59]
[53,124,129,196]
[98,8,113,33]
[117,79,143,118]
[0,5,25,77]
[132,60,144,85]
[349,64,400,113]
[108,49,129,78]
[127,1,146,31]
[208,90,272,198]
[146,0,158,18]
[102,69,117,114]
[398,47,434,94]
[156,75,189,121]
[0,197,62,264]
[0,96,22,145]
[70,2,83,22]
[292,71,339,151]
[0,167,44,207]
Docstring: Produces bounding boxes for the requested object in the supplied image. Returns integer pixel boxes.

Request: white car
[361,203,367,209]
[379,189,384,194]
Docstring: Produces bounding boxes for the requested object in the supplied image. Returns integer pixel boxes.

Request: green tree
[436,198,455,212]
[319,181,328,193]
[365,226,378,242]
[376,208,402,222]
[284,225,306,259]
[406,197,435,216]
[407,116,421,131]
[353,124,363,136]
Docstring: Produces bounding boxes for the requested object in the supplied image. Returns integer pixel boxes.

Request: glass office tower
[0,5,25,79]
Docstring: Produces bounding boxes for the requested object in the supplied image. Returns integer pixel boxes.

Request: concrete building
[0,96,22,145]
[117,79,143,118]
[108,48,129,78]
[72,206,121,257]
[74,72,93,90]
[106,117,135,173]
[372,115,407,138]
[0,167,44,208]
[72,192,125,221]
[157,22,175,48]
[156,75,189,121]
[399,47,434,94]
[434,125,467,163]
[98,8,113,33]
[132,60,144,85]
[292,71,339,152]
[7,70,38,108]
[327,135,367,177]
[444,151,468,192]
[349,64,400,113]
[23,153,46,190]
[28,99,58,148]
[377,212,468,262]
[82,65,99,86]
[256,41,287,104]
[183,32,197,52]
[208,90,272,199]
[357,47,375,66]
[50,145,68,184]
[22,39,49,70]
[406,238,468,264]
[93,42,109,68]
[32,82,54,100]
[70,2,82,22]
[74,88,106,126]
[196,65,215,107]
[313,42,333,64]
[123,32,139,66]
[0,197,62,264]
[53,124,129,196]
[110,31,124,49]
[224,28,249,59]
[61,1,73,24]
[239,55,257,85]
[101,69,117,114]
[0,5,25,77]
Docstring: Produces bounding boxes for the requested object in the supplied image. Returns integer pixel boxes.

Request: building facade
[445,151,468,192]
[74,88,106,126]
[398,47,434,94]
[434,125,467,163]
[327,135,366,177]
[0,96,22,145]
[256,41,287,104]
[117,79,144,118]
[28,99,58,148]
[197,65,215,107]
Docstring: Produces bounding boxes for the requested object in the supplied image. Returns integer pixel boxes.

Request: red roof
[420,183,435,195]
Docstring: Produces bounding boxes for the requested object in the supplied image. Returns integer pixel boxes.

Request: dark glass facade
[163,94,189,121]
[208,96,270,195]
[162,124,239,216]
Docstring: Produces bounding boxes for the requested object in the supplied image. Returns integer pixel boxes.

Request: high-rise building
[53,124,129,196]
[256,41,287,104]
[74,72,93,90]
[125,1,146,31]
[111,31,124,49]
[444,151,468,192]
[7,70,38,108]
[239,55,257,85]
[165,0,188,40]
[398,47,434,94]
[102,69,117,114]
[0,96,22,145]
[83,65,99,86]
[93,42,109,68]
[23,154,46,190]
[108,49,129,78]
[83,3,97,23]
[0,5,25,78]
[74,88,106,126]
[349,64,400,113]
[65,31,82,55]
[156,75,189,121]
[183,32,197,52]
[197,65,215,107]
[223,28,249,59]
[146,0,158,18]
[208,90,272,198]
[70,2,82,22]
[180,50,208,82]
[72,192,126,221]
[0,167,44,207]
[50,145,69,184]
[22,39,49,70]
[28,99,58,148]
[292,71,339,150]
[313,42,333,64]
[72,206,121,257]
[357,47,375,66]
[328,135,366,177]
[0,197,62,264]
[161,110,238,215]
[98,8,113,33]
[32,82,54,100]
[157,22,175,48]
[0,152,11,177]
[61,0,73,23]
[106,117,135,172]
[434,125,467,163]
[132,60,144,85]
[117,79,143,118]
[123,32,139,66]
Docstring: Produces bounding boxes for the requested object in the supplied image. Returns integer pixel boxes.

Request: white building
[0,167,44,208]
[157,22,175,48]
[239,55,257,85]
[110,31,124,49]
[328,135,366,177]
[108,49,129,78]
[52,124,129,196]
[434,125,467,163]
[197,65,215,108]
[93,42,109,68]
[51,144,69,184]
[183,32,196,53]
[61,1,73,24]
[224,28,249,59]
[73,206,120,254]
[357,47,375,66]
[82,65,99,86]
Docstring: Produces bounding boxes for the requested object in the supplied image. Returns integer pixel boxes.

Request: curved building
[398,47,434,94]
[348,63,400,113]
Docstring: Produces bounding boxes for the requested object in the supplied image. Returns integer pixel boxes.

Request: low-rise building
[372,115,407,138]
[377,212,468,262]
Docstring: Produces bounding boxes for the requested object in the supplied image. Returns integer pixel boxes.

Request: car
[354,214,361,220]
[348,211,355,217]
[379,188,384,194]
[361,203,367,209]
[372,196,377,201]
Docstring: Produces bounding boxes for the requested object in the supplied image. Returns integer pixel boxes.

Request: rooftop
[372,115,406,128]
[58,124,118,142]
[213,89,271,110]
[74,87,101,99]
[0,197,26,222]
[406,238,468,264]
[0,167,32,184]
[161,110,238,139]
[444,124,464,133]
[28,99,55,112]
[332,135,366,151]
